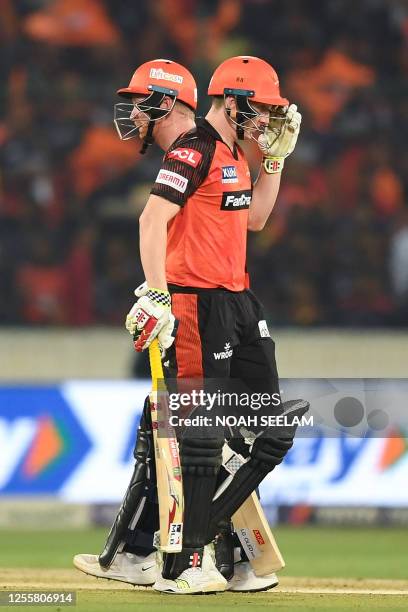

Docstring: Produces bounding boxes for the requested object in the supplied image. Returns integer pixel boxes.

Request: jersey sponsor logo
[221,189,252,210]
[167,148,202,167]
[213,342,233,360]
[149,68,184,84]
[156,169,188,193]
[258,320,270,338]
[221,165,238,183]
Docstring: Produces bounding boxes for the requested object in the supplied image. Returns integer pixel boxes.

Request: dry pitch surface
[2,569,408,611]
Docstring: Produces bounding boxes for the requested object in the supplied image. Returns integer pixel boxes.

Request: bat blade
[233,494,285,575]
[222,445,285,575]
[149,339,183,552]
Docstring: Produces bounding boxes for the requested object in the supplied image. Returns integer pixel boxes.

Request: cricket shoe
[153,545,227,595]
[73,551,157,585]
[227,560,279,592]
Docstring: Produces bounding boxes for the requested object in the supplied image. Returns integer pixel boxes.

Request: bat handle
[149,339,164,391]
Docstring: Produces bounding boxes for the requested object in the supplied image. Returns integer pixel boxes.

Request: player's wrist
[262,157,284,174]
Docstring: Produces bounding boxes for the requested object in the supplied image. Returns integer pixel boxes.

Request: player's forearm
[248,169,281,231]
[139,213,168,290]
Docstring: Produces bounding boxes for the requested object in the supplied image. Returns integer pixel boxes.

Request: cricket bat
[149,339,183,552]
[222,445,285,576]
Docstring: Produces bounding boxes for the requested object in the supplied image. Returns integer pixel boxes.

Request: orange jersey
[150,120,252,291]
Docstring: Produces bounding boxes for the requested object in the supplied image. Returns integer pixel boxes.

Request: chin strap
[228,107,244,141]
[235,95,250,140]
[140,120,155,155]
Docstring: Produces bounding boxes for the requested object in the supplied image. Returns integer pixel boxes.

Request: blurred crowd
[1,0,407,327]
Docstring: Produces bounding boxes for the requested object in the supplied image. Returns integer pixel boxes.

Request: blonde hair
[174,100,195,120]
[211,96,224,110]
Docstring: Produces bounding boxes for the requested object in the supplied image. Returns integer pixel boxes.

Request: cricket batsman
[74,56,305,594]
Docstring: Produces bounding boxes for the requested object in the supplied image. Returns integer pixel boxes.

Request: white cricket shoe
[73,551,157,585]
[227,561,279,592]
[153,546,227,595]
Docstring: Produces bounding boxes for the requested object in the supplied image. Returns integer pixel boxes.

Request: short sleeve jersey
[150,119,252,291]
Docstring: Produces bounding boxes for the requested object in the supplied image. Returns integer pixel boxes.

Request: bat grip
[149,338,164,391]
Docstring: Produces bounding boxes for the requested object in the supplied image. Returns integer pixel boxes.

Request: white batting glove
[125,283,176,352]
[258,103,302,173]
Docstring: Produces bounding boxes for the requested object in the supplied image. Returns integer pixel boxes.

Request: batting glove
[125,282,176,352]
[258,103,302,174]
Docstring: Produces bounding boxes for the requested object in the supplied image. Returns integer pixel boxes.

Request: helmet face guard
[114,85,177,149]
[115,59,197,153]
[224,88,287,141]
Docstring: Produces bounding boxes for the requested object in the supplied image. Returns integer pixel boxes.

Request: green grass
[0,527,105,568]
[1,592,407,612]
[277,526,408,580]
[0,526,406,579]
[72,591,408,612]
[1,527,407,611]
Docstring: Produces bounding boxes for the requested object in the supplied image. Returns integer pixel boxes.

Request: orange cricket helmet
[114,59,197,152]
[208,56,288,140]
[208,55,288,106]
[117,58,197,111]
